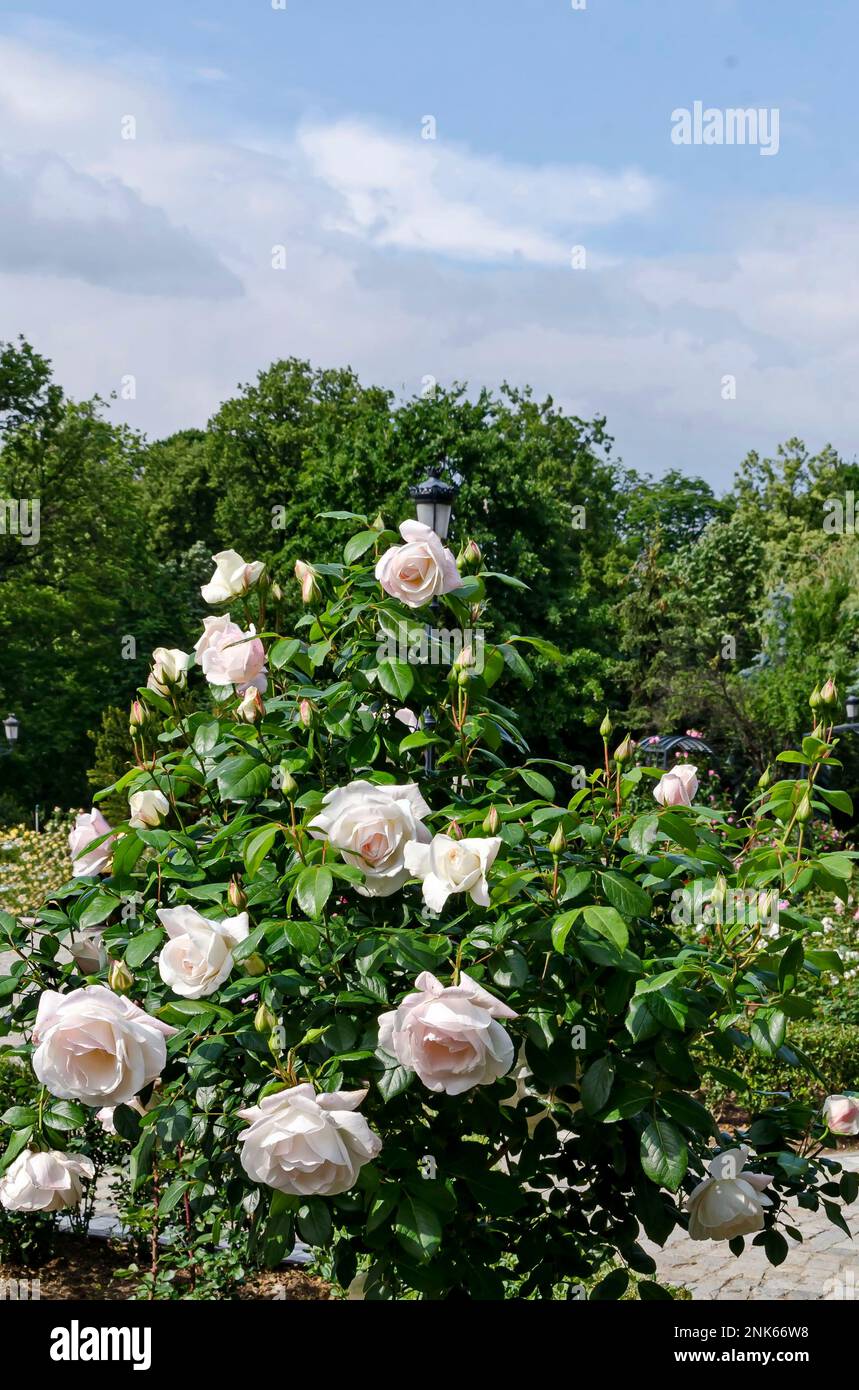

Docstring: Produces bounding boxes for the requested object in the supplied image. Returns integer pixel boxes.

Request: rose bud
[599,711,613,739]
[457,539,482,574]
[298,699,312,727]
[809,685,822,710]
[614,734,635,764]
[482,805,500,835]
[228,877,248,912]
[244,952,266,977]
[108,958,134,995]
[270,581,283,603]
[370,512,385,532]
[757,766,771,789]
[254,1002,278,1035]
[129,700,144,736]
[820,678,838,709]
[294,560,320,604]
[280,769,298,796]
[796,791,812,823]
[548,825,567,856]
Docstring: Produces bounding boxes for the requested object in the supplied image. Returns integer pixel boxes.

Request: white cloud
[0,29,857,489]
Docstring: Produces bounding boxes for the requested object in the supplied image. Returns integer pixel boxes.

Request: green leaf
[641,1118,688,1191]
[601,871,651,919]
[750,1008,787,1057]
[159,1179,192,1215]
[629,814,659,855]
[580,1056,615,1114]
[244,823,279,878]
[517,768,555,800]
[297,1199,333,1246]
[590,1268,630,1301]
[658,811,698,851]
[376,1058,413,1102]
[125,927,164,969]
[0,1105,36,1128]
[44,1100,87,1132]
[295,866,334,920]
[583,905,629,952]
[395,1195,442,1263]
[343,529,378,564]
[269,638,301,671]
[78,891,121,929]
[376,659,414,701]
[0,1126,33,1174]
[217,754,271,802]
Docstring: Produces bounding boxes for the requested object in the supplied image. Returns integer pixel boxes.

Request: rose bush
[0,509,856,1300]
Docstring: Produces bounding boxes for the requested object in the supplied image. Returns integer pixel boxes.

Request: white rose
[404,833,501,911]
[68,808,114,876]
[156,905,250,999]
[378,971,517,1096]
[375,520,463,608]
[194,614,267,692]
[0,1149,95,1213]
[201,549,265,605]
[685,1146,773,1241]
[128,788,169,830]
[309,779,431,897]
[653,764,699,807]
[238,1084,381,1196]
[147,647,191,695]
[32,985,177,1107]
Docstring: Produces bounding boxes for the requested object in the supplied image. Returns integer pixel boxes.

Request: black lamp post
[407,474,458,542]
[847,692,859,723]
[408,472,460,775]
[1,713,19,757]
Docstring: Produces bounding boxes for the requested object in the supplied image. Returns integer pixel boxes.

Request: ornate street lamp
[408,471,460,775]
[847,692,859,723]
[1,713,19,755]
[407,474,458,541]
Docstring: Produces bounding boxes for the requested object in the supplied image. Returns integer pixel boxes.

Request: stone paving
[644,1154,859,1300]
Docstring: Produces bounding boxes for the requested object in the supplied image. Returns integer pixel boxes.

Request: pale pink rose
[375,520,463,608]
[201,549,264,605]
[156,905,250,999]
[0,1149,95,1213]
[68,928,107,974]
[823,1094,859,1136]
[653,764,699,808]
[394,707,420,732]
[194,614,267,692]
[238,1084,381,1196]
[69,808,115,876]
[309,779,431,897]
[686,1146,773,1241]
[294,560,320,604]
[32,985,177,1107]
[378,971,517,1096]
[404,833,501,911]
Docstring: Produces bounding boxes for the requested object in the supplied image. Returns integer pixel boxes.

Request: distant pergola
[639,732,719,770]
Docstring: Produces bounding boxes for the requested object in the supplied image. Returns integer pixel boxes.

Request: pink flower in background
[823,1094,859,1136]
[69,808,115,875]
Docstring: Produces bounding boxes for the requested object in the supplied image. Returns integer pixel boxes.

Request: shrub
[0,518,855,1300]
[700,1021,859,1111]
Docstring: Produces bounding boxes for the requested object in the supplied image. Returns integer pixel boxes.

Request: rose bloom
[653,764,699,808]
[375,520,463,608]
[236,687,264,723]
[685,1147,773,1241]
[147,646,191,695]
[404,833,501,911]
[823,1093,859,1136]
[309,779,431,897]
[156,905,250,999]
[194,614,267,692]
[68,808,115,876]
[128,788,169,830]
[32,985,176,1107]
[0,1149,95,1213]
[238,1084,381,1196]
[201,549,264,605]
[378,971,517,1095]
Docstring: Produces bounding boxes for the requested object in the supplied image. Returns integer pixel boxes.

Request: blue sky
[1,0,857,487]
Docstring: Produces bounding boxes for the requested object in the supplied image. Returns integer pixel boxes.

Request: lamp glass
[4,715,19,743]
[847,694,859,722]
